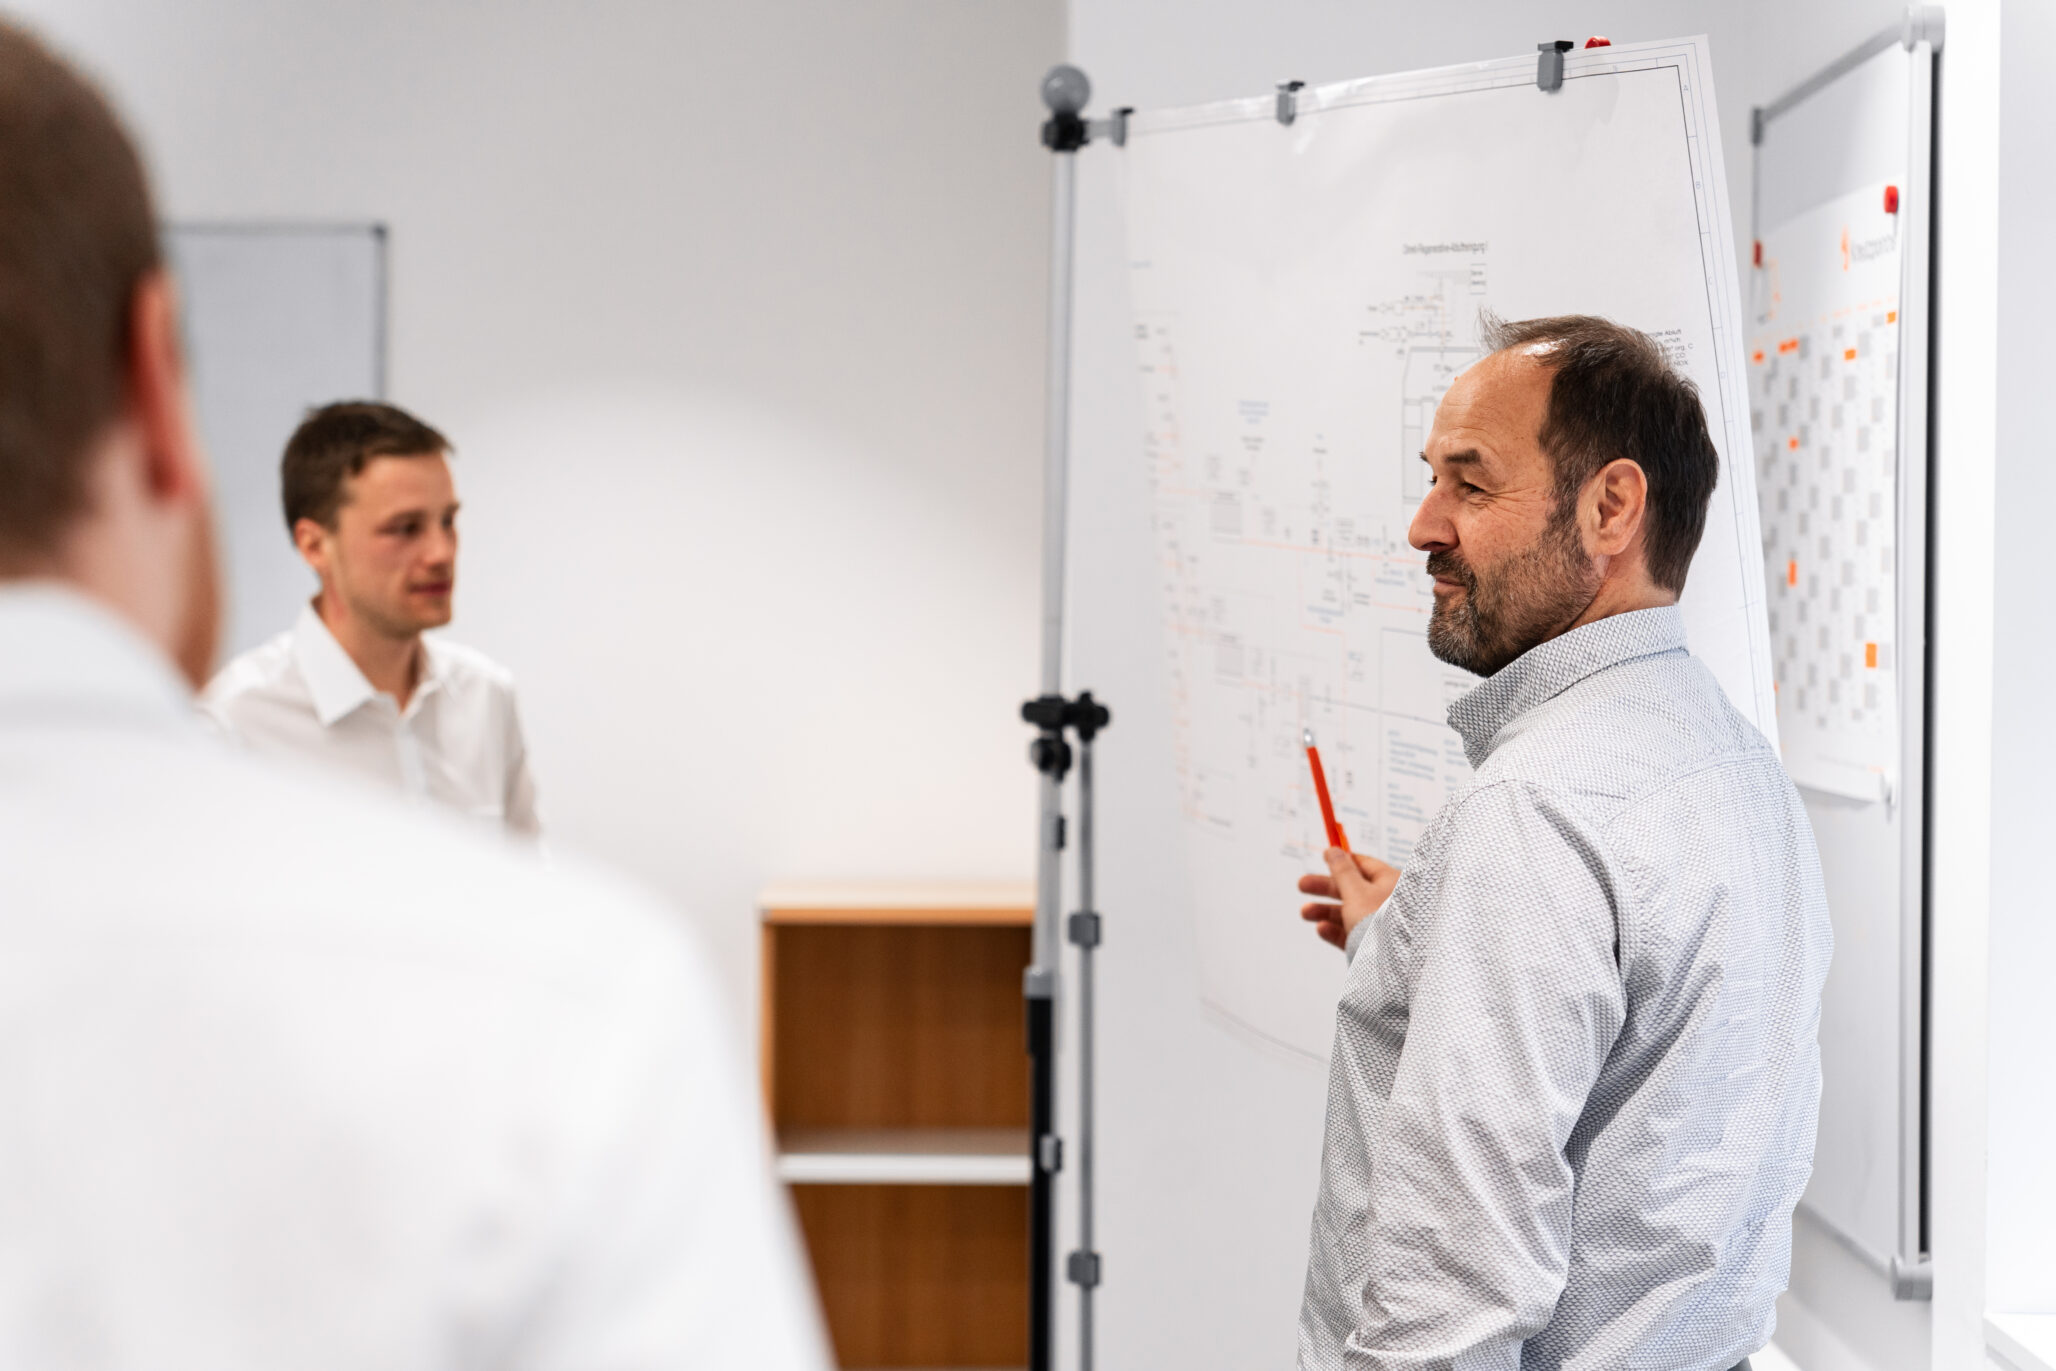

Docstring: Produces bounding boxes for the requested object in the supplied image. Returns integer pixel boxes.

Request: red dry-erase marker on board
[1303,728,1349,853]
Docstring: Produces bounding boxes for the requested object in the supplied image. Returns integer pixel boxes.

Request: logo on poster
[1840,223,1896,271]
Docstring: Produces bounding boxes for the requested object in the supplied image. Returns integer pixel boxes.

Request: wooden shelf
[759,899,1033,1123]
[760,883,1032,1368]
[759,882,1034,927]
[778,1128,1031,1186]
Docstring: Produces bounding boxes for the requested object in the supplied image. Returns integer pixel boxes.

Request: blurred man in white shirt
[202,403,539,836]
[0,20,827,1369]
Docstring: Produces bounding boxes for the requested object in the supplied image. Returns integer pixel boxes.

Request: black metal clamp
[1021,691,1111,783]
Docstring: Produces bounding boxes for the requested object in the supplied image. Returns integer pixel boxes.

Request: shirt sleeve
[514,913,830,1371]
[1342,781,1626,1371]
[501,689,543,840]
[193,702,238,744]
[193,679,243,745]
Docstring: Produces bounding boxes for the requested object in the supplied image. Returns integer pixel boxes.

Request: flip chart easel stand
[1022,62,1124,1371]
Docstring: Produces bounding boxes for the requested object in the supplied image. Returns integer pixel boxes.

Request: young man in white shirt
[203,402,539,835]
[0,21,826,1369]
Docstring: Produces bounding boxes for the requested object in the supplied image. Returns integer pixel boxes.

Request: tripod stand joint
[1021,692,1113,746]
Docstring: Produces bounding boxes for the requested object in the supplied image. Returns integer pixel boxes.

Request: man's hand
[1298,848,1401,950]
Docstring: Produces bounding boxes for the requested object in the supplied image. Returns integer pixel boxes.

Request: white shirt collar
[0,580,194,726]
[290,602,446,727]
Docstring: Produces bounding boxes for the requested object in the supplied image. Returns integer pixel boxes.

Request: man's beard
[1425,507,1600,677]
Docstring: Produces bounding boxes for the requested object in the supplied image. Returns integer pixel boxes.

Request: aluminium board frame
[1750,6,1941,1300]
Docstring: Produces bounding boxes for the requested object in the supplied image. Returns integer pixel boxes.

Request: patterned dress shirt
[1299,606,1832,1371]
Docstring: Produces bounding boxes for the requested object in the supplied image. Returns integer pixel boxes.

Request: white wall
[20,0,2036,1365]
[1985,0,2054,1330]
[1059,4,1931,1370]
[16,0,1064,1030]
[1925,2,2000,1367]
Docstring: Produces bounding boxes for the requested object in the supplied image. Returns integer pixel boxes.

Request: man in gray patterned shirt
[1296,315,1831,1371]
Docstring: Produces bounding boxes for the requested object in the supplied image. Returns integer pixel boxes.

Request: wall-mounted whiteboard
[1750,14,1938,1292]
[1121,36,1771,1062]
[167,225,386,660]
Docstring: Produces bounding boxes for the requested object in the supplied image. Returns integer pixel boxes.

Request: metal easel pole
[1024,64,1122,1371]
[1022,62,1089,1371]
[1067,709,1106,1371]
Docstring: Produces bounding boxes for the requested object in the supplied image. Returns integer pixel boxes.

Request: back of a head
[1481,313,1721,593]
[0,21,161,574]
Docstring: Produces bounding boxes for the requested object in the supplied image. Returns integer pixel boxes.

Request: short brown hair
[280,400,452,532]
[0,21,162,568]
[1481,313,1720,593]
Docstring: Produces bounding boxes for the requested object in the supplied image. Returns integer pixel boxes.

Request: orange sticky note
[1866,642,1878,668]
[1844,347,1858,361]
[1887,310,1898,323]
[1788,560,1798,587]
[1788,436,1800,450]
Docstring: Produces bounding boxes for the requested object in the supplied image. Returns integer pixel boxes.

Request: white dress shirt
[200,604,540,837]
[0,584,829,1371]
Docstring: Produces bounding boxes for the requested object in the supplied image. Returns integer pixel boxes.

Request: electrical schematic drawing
[1366,251,1487,501]
[1118,45,1771,1059]
[1133,251,1490,885]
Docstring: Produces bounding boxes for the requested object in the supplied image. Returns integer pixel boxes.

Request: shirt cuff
[1344,913,1373,962]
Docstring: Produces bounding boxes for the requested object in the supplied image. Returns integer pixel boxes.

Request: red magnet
[1753,240,1763,267]
[1884,184,1900,214]
[1584,36,1612,48]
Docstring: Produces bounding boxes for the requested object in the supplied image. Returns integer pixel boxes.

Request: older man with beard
[1293,316,1831,1371]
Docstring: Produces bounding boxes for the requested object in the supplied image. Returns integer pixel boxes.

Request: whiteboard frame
[166,222,389,662]
[169,220,389,399]
[1750,11,1940,1299]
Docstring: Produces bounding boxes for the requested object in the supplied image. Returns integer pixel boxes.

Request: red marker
[1303,727,1349,853]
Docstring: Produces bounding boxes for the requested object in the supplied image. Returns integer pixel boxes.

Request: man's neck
[1566,578,1676,635]
[1563,547,1677,637]
[315,593,423,711]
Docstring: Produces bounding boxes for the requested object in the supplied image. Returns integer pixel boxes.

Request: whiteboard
[168,225,386,660]
[1121,37,1771,1061]
[1750,20,1937,1289]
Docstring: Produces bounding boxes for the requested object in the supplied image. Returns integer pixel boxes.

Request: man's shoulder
[264,764,679,990]
[200,630,302,710]
[424,635,520,698]
[123,736,686,1008]
[1475,648,1779,818]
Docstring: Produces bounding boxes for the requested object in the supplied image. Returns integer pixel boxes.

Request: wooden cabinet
[759,884,1034,1370]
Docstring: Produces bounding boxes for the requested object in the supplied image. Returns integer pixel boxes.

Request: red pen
[1303,727,1349,853]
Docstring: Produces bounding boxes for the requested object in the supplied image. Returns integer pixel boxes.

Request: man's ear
[1583,458,1649,559]
[292,517,331,579]
[126,269,208,506]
